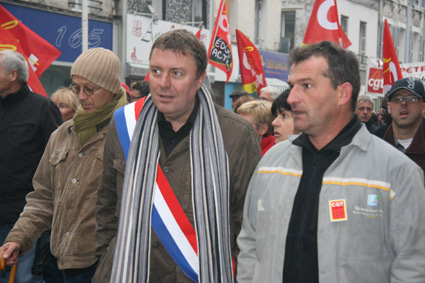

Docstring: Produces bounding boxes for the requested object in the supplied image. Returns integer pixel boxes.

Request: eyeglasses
[69,83,101,97]
[390,95,421,104]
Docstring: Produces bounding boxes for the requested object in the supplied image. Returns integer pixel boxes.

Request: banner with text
[366,58,425,96]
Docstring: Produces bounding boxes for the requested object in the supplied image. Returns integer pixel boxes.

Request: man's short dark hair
[132,80,150,97]
[289,41,360,111]
[149,29,207,79]
[271,88,291,116]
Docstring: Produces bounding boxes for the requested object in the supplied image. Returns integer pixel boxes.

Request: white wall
[338,0,379,58]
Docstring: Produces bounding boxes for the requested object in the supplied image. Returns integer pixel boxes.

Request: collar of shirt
[158,97,199,157]
[293,116,362,153]
[0,83,29,106]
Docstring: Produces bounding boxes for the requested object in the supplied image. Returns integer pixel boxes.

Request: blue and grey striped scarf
[111,84,234,282]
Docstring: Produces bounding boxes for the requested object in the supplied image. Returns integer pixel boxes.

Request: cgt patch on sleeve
[329,199,347,222]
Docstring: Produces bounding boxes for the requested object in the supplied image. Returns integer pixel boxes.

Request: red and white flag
[382,19,403,94]
[207,0,233,83]
[236,29,266,94]
[303,0,351,48]
[0,4,61,96]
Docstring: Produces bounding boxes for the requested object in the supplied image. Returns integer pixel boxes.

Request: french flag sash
[114,99,199,282]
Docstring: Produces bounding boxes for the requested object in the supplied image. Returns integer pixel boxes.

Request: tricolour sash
[114,99,199,282]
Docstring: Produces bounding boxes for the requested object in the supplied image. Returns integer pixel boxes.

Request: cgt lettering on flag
[236,29,267,94]
[0,4,61,96]
[303,0,351,48]
[382,19,403,93]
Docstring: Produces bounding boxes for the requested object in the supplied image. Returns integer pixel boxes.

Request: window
[69,0,82,11]
[389,25,401,56]
[162,0,207,28]
[280,11,295,53]
[340,15,348,34]
[68,0,103,13]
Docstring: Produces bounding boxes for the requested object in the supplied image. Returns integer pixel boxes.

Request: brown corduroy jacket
[6,119,109,270]
[93,104,262,282]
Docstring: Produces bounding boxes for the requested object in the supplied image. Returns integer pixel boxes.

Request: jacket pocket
[49,149,69,196]
[8,122,40,153]
[49,150,68,166]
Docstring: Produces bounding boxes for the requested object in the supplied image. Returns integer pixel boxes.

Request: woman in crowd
[237,100,275,155]
[51,86,80,122]
[271,89,299,143]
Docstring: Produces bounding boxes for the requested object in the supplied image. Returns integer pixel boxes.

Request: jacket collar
[383,119,425,154]
[0,83,29,106]
[292,116,362,152]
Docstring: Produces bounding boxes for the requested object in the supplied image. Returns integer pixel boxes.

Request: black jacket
[0,83,62,225]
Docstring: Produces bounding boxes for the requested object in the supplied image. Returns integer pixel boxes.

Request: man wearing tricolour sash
[93,29,262,282]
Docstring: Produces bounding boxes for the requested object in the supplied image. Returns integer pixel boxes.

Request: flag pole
[82,0,88,52]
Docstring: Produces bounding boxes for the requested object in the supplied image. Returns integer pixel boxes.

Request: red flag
[382,19,403,94]
[236,29,267,94]
[303,0,351,48]
[195,29,201,40]
[207,0,233,83]
[0,4,61,96]
[0,25,48,96]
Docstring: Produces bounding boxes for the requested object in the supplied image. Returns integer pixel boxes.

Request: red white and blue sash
[114,99,199,282]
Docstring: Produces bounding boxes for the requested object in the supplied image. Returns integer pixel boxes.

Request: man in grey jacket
[237,41,425,282]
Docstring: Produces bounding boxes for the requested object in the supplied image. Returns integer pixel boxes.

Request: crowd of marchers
[0,31,424,283]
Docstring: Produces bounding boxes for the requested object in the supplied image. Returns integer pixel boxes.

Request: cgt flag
[207,0,233,83]
[0,4,61,96]
[0,30,47,96]
[236,29,267,94]
[303,0,351,48]
[382,19,403,94]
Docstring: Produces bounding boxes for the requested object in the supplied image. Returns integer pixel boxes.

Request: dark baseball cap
[229,89,249,99]
[386,77,425,100]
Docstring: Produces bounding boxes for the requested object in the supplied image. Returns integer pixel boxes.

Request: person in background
[259,86,280,102]
[0,47,127,283]
[379,77,425,173]
[355,95,378,133]
[233,94,255,113]
[229,89,249,109]
[130,80,150,102]
[271,88,299,143]
[0,50,62,283]
[51,86,80,122]
[94,29,261,282]
[237,100,275,155]
[237,41,425,282]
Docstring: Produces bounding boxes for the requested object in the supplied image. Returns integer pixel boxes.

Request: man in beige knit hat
[0,47,127,283]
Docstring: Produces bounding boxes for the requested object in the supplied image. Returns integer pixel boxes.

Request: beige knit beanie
[71,47,121,94]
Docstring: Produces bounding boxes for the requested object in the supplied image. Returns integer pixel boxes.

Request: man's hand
[0,242,20,266]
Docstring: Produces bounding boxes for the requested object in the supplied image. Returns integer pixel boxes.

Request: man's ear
[338,82,353,107]
[196,71,207,89]
[387,101,392,115]
[10,70,18,83]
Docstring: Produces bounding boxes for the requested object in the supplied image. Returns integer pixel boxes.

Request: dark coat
[382,119,425,174]
[0,84,62,225]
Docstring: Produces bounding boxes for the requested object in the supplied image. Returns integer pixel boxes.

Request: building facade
[1,0,424,109]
